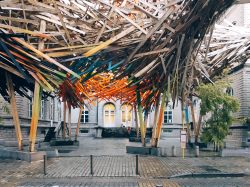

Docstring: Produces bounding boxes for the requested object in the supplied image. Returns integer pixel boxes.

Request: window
[39,99,45,119]
[80,129,89,133]
[28,98,32,118]
[57,101,61,121]
[49,98,54,120]
[121,103,132,123]
[104,103,115,125]
[164,105,173,123]
[80,107,89,123]
[226,87,234,96]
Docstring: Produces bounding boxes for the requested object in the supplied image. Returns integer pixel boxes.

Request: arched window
[104,103,115,126]
[226,87,234,96]
[121,103,132,126]
[164,105,173,124]
[80,105,89,123]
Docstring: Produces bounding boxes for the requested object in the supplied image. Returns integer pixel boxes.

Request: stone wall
[225,128,244,148]
[0,117,58,147]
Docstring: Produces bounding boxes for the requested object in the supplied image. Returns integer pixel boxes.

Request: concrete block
[221,148,250,157]
[151,147,161,156]
[37,147,59,158]
[0,147,46,162]
[126,146,160,156]
[126,146,151,155]
[50,140,79,146]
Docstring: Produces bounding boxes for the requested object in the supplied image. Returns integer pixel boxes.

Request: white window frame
[121,104,132,123]
[49,98,54,120]
[40,99,45,119]
[81,106,89,123]
[104,103,115,126]
[164,105,173,124]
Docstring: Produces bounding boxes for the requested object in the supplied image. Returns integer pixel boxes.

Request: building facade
[69,98,195,138]
[0,93,62,147]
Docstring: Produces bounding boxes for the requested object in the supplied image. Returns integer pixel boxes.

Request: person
[127,126,131,134]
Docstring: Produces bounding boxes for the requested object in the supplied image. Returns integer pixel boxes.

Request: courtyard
[0,0,250,186]
[1,137,250,187]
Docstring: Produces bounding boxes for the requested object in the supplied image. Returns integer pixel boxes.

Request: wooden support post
[63,101,67,139]
[5,73,23,150]
[154,76,169,147]
[143,109,149,137]
[29,81,41,152]
[151,95,160,147]
[68,103,72,140]
[29,20,46,152]
[134,105,139,138]
[155,89,167,147]
[75,107,83,141]
[136,89,145,146]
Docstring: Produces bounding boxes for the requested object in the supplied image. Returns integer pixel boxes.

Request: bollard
[156,185,163,187]
[43,155,47,175]
[172,146,176,157]
[195,145,199,157]
[90,155,93,175]
[136,155,139,175]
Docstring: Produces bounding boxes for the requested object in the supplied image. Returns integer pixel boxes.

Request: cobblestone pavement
[1,156,250,186]
[172,176,250,187]
[17,178,180,187]
[35,156,205,178]
[1,137,250,186]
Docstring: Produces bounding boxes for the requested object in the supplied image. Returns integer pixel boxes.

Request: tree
[197,80,239,151]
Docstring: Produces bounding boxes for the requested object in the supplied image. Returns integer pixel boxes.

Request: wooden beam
[134,105,140,138]
[29,20,45,152]
[155,89,167,147]
[75,107,83,141]
[151,95,160,147]
[236,0,250,4]
[5,73,23,150]
[136,89,145,146]
[63,101,67,139]
[29,81,41,152]
[68,103,72,140]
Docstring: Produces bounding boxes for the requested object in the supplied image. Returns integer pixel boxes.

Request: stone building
[224,61,250,148]
[69,98,194,138]
[221,3,250,148]
[0,93,62,147]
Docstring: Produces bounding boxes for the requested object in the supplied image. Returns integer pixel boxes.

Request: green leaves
[198,80,240,151]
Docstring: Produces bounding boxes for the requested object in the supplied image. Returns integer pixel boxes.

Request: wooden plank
[75,107,83,141]
[13,37,80,78]
[5,72,23,150]
[125,6,175,64]
[68,103,72,140]
[29,20,46,152]
[29,81,41,152]
[136,89,145,146]
[63,102,67,139]
[84,26,136,57]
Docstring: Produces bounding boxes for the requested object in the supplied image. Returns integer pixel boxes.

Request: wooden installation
[29,82,41,152]
[5,72,23,150]
[75,107,83,141]
[0,0,242,149]
[198,22,250,80]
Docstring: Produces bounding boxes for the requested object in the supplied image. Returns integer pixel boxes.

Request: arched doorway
[103,103,115,127]
[121,103,132,127]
